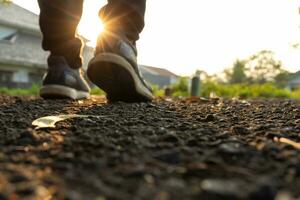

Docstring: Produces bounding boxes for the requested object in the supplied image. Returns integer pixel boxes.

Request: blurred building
[287,71,300,90]
[140,65,178,88]
[0,3,93,88]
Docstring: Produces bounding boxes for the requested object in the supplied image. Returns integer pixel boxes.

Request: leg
[38,0,84,68]
[99,0,146,42]
[38,0,90,100]
[87,0,153,102]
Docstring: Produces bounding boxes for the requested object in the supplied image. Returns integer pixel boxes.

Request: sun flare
[77,1,106,47]
[78,19,103,47]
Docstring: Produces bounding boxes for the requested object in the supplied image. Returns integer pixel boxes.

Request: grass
[90,87,106,95]
[161,77,300,99]
[1,82,300,99]
[200,82,294,99]
[0,85,106,96]
[0,84,40,96]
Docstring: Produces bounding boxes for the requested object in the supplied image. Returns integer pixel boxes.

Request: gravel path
[0,94,300,200]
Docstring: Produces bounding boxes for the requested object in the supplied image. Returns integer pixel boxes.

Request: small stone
[283,101,291,107]
[144,174,155,184]
[231,126,250,135]
[274,191,293,200]
[217,131,230,139]
[159,133,179,143]
[142,128,155,135]
[18,131,40,145]
[16,186,35,196]
[154,150,182,164]
[157,127,167,135]
[266,133,284,140]
[249,178,277,200]
[186,139,198,146]
[218,142,245,154]
[14,97,24,104]
[164,178,186,189]
[9,174,28,183]
[154,192,170,200]
[204,114,216,122]
[201,179,244,198]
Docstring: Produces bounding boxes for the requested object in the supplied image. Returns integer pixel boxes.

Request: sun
[77,19,104,47]
[77,1,106,47]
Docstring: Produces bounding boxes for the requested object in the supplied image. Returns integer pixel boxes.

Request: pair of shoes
[40,32,154,102]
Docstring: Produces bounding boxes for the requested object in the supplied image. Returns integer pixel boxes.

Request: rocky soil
[0,94,300,200]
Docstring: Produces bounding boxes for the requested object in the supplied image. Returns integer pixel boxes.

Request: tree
[222,50,286,84]
[225,59,247,84]
[170,77,189,97]
[245,50,283,84]
[274,70,292,88]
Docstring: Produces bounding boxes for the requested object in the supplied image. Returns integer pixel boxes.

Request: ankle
[48,54,82,70]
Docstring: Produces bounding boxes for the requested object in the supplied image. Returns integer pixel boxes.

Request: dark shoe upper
[95,31,153,93]
[43,55,90,92]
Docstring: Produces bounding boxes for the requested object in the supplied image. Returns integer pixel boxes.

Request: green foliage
[274,70,292,88]
[224,50,284,85]
[151,85,164,97]
[0,84,40,96]
[1,82,300,99]
[0,85,106,96]
[170,77,189,97]
[90,87,105,95]
[225,59,247,84]
[167,77,300,99]
[290,88,300,98]
[246,50,283,84]
[201,82,293,99]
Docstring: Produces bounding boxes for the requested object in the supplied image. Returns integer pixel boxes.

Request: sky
[14,0,300,76]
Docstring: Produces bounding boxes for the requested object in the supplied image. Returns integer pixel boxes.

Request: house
[140,65,179,88]
[0,3,94,88]
[287,71,300,90]
[0,3,177,89]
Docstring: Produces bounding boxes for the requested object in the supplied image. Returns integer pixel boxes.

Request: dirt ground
[0,94,300,200]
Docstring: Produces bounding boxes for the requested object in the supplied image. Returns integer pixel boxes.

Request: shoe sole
[40,85,90,100]
[87,53,154,102]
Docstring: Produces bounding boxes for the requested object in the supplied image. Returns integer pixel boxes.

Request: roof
[0,3,40,35]
[0,3,94,68]
[140,65,178,77]
[289,72,300,85]
[0,3,47,68]
[285,71,300,88]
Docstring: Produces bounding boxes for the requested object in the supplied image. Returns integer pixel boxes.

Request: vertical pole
[190,74,201,97]
[164,87,172,97]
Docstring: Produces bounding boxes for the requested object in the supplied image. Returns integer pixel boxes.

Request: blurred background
[0,0,300,98]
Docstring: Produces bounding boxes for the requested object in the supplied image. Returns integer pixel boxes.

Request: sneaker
[40,56,90,100]
[87,32,154,102]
